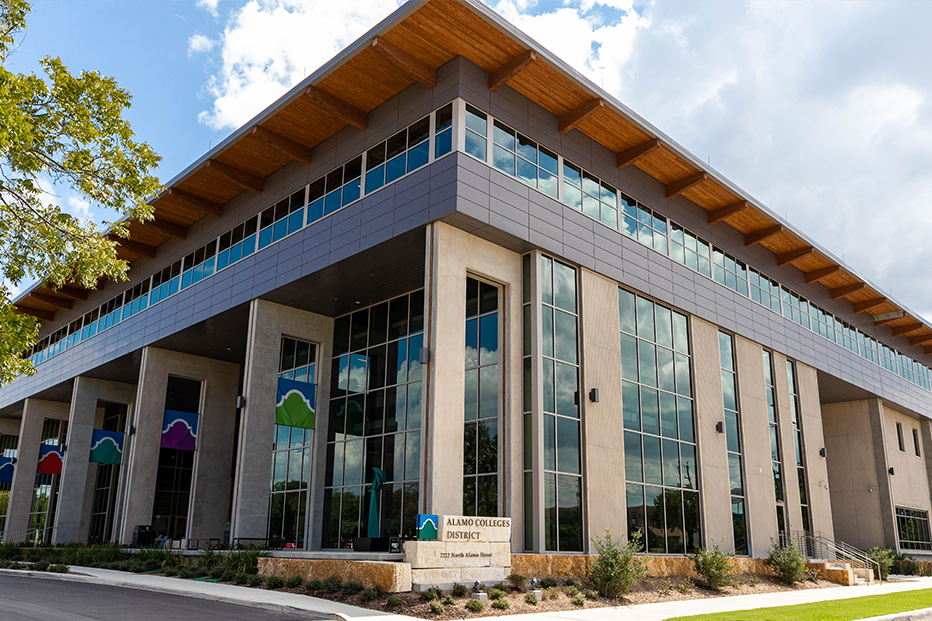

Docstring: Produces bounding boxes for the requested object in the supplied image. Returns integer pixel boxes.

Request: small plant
[525,592,538,605]
[234,572,248,585]
[31,560,50,572]
[247,574,265,587]
[565,578,581,588]
[285,576,303,589]
[545,586,561,600]
[178,568,197,580]
[540,577,558,589]
[564,585,579,597]
[305,579,322,591]
[209,566,224,579]
[452,583,468,597]
[419,586,442,601]
[585,589,599,600]
[866,547,895,580]
[588,530,649,599]
[489,588,506,601]
[221,570,235,583]
[691,540,737,590]
[266,576,285,589]
[659,578,673,595]
[162,566,179,577]
[342,581,364,595]
[441,595,454,605]
[805,569,821,582]
[49,564,68,574]
[747,574,759,586]
[465,598,485,613]
[765,542,807,585]
[676,577,693,593]
[508,573,527,591]
[428,600,444,615]
[491,599,510,610]
[386,595,404,608]
[362,586,383,601]
[320,576,342,593]
[571,593,586,607]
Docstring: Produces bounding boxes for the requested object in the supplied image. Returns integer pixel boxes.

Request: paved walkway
[2,567,931,621]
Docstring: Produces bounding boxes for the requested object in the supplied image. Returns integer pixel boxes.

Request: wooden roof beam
[372,36,436,88]
[830,282,865,300]
[30,293,72,310]
[206,159,264,194]
[489,49,536,92]
[252,126,313,165]
[54,285,88,301]
[805,265,840,284]
[853,297,886,314]
[873,311,905,327]
[15,306,54,321]
[745,224,783,247]
[305,85,368,130]
[892,322,923,337]
[909,334,932,347]
[148,217,188,240]
[559,98,605,134]
[708,200,750,225]
[108,235,157,259]
[167,188,223,218]
[616,138,661,170]
[666,171,708,199]
[776,246,814,267]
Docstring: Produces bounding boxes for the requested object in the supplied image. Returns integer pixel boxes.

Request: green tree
[0,0,161,384]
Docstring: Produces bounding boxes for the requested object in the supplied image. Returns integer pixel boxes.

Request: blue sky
[8,0,932,322]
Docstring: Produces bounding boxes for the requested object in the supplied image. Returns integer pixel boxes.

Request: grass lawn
[665,588,932,621]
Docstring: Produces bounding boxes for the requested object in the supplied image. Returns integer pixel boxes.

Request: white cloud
[197,0,220,17]
[196,0,403,131]
[188,33,216,56]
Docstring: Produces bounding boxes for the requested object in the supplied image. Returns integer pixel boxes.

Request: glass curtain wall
[28,419,67,544]
[88,403,128,543]
[763,351,787,535]
[620,289,700,554]
[323,290,424,547]
[786,361,811,533]
[0,434,18,533]
[719,332,747,555]
[464,278,500,517]
[268,337,316,548]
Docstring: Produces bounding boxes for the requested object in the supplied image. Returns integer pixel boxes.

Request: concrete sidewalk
[1,567,930,621]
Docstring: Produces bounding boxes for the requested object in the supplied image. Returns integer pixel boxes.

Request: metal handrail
[0,526,56,547]
[782,530,881,582]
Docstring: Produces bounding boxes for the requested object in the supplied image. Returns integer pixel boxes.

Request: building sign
[405,514,513,585]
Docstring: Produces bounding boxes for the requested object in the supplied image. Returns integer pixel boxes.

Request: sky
[7,0,932,322]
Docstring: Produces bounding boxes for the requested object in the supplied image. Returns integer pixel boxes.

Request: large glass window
[712,248,748,297]
[180,240,216,290]
[364,116,429,196]
[88,402,127,543]
[323,290,424,548]
[258,189,306,250]
[268,337,316,549]
[763,351,787,535]
[149,261,182,306]
[670,223,712,278]
[620,289,699,554]
[522,254,533,551]
[786,361,811,533]
[464,278,500,517]
[719,332,747,555]
[491,121,558,199]
[464,104,488,161]
[562,161,616,226]
[0,433,18,534]
[217,217,258,271]
[28,419,67,545]
[434,103,453,159]
[541,256,582,552]
[896,507,932,551]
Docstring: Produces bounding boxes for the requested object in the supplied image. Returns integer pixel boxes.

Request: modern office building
[1,0,931,564]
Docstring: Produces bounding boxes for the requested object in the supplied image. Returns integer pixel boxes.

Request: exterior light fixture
[889,467,895,476]
[419,348,430,364]
[716,421,725,434]
[589,388,599,403]
[237,395,247,409]
[819,447,827,457]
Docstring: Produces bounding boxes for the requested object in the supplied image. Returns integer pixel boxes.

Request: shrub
[221,570,235,583]
[428,600,444,614]
[386,596,403,608]
[234,572,248,585]
[162,566,179,577]
[588,530,649,599]
[452,583,468,597]
[209,566,225,579]
[525,592,538,605]
[361,586,383,601]
[49,564,68,574]
[266,576,285,589]
[178,568,197,580]
[419,586,442,601]
[342,581,364,595]
[805,569,821,582]
[766,542,807,585]
[441,595,454,605]
[866,547,895,580]
[285,576,303,589]
[676,577,693,593]
[488,588,506,601]
[320,576,342,593]
[565,578,581,588]
[247,574,265,587]
[544,586,560,600]
[0,542,21,561]
[491,599,509,610]
[508,573,527,591]
[540,577,558,589]
[564,585,579,597]
[465,598,485,612]
[585,589,598,600]
[305,579,322,591]
[571,594,585,607]
[31,560,49,572]
[691,541,736,590]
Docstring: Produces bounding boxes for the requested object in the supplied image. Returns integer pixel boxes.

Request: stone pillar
[118,347,239,544]
[867,399,898,548]
[422,223,523,534]
[797,363,833,539]
[231,300,333,545]
[54,377,136,544]
[579,268,625,546]
[5,399,69,542]
[690,317,732,549]
[733,336,778,557]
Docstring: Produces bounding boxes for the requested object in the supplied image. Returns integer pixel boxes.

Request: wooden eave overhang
[13,0,932,354]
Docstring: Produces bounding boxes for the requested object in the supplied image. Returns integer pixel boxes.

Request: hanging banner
[161,410,199,451]
[36,444,64,475]
[89,429,124,465]
[275,378,316,429]
[0,456,13,483]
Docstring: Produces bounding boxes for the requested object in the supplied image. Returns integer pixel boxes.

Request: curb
[859,609,932,621]
[0,568,344,619]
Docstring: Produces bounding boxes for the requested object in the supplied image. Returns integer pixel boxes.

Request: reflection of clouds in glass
[349,354,367,393]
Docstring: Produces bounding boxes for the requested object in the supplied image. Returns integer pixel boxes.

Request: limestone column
[231,300,333,545]
[797,363,833,539]
[5,399,69,542]
[867,399,898,548]
[118,347,239,544]
[54,377,136,544]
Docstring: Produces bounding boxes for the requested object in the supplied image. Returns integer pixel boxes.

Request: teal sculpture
[367,466,386,539]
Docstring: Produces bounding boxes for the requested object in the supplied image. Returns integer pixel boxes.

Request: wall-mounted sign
[161,410,198,451]
[275,378,316,429]
[36,444,63,475]
[89,430,124,465]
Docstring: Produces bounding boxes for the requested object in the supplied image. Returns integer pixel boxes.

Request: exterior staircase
[781,531,880,586]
